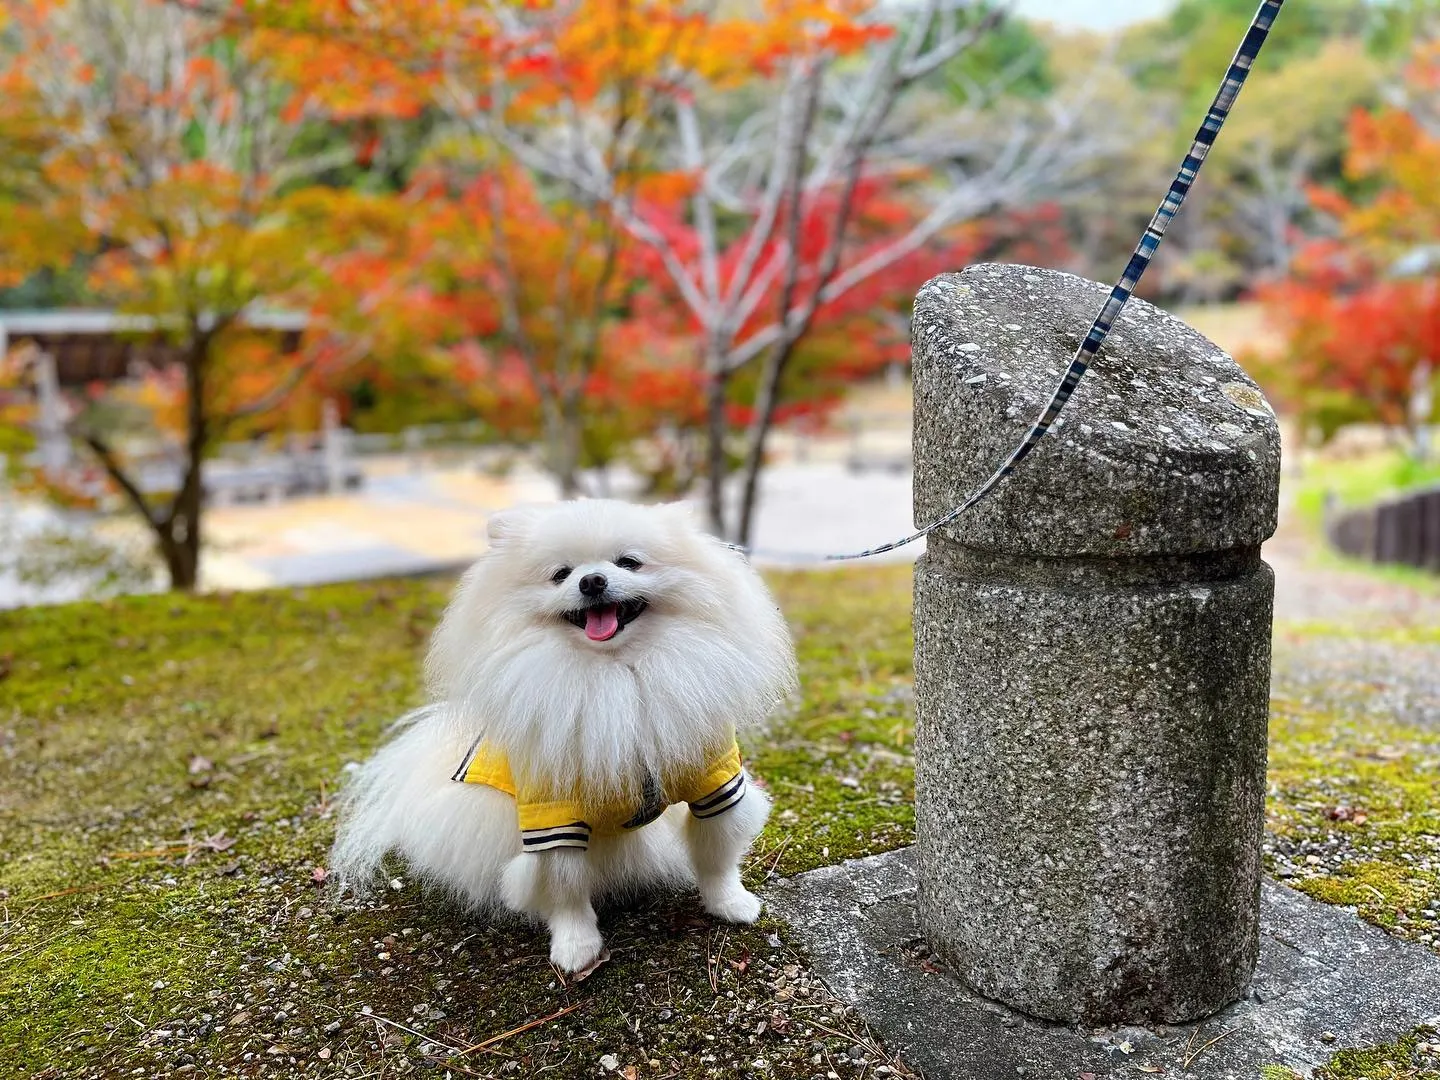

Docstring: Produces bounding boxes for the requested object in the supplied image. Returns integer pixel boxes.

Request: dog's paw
[549,925,607,973]
[702,885,763,924]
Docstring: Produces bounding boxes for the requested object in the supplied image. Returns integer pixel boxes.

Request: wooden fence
[1326,486,1440,572]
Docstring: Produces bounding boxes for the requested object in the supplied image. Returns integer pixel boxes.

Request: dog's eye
[551,566,572,584]
[615,556,643,572]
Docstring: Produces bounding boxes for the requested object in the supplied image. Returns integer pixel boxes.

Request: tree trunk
[74,327,217,593]
[161,334,212,592]
[705,365,730,538]
[157,523,201,591]
[1410,360,1433,463]
[735,337,799,547]
[550,391,586,498]
[137,328,213,593]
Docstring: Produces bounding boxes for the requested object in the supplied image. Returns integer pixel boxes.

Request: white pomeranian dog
[330,499,797,972]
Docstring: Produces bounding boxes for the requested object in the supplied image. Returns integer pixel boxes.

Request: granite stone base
[766,847,1440,1079]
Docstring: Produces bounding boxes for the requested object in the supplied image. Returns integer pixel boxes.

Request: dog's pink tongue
[585,605,620,642]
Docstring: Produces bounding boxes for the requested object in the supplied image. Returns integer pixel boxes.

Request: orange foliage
[1255,44,1440,440]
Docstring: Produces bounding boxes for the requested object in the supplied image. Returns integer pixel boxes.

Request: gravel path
[1267,493,1439,731]
[1260,489,1440,955]
[1267,486,1436,626]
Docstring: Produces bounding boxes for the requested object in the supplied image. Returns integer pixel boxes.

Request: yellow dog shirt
[450,739,747,852]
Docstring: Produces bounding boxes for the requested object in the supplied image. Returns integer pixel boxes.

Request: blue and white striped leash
[734,0,1285,565]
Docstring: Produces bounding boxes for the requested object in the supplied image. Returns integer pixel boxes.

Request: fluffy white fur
[330,499,797,971]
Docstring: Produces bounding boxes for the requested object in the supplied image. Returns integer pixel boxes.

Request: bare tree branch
[75,428,161,530]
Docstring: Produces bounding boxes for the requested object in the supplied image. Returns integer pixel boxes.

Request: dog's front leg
[684,775,770,923]
[500,850,604,972]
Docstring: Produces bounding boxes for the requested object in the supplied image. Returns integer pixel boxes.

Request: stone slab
[766,847,1440,1079]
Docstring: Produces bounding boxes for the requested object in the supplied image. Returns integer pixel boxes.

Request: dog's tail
[327,703,446,896]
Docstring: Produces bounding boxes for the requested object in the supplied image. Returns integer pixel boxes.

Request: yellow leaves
[484,0,891,118]
[0,1,307,309]
[632,170,701,208]
[1300,40,1440,263]
[0,199,87,283]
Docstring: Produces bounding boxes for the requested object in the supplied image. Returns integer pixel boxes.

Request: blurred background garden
[2,0,1439,603]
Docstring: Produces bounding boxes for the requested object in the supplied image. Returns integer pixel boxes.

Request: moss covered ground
[2,560,1437,1079]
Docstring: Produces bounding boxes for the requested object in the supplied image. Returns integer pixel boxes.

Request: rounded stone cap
[912,264,1281,558]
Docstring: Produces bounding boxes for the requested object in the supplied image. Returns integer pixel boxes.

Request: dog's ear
[656,500,700,531]
[486,505,544,547]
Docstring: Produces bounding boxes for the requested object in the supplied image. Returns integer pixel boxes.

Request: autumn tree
[284,159,640,496]
[235,0,1097,542]
[292,153,977,498]
[1256,41,1440,456]
[0,0,347,589]
[477,1,1103,541]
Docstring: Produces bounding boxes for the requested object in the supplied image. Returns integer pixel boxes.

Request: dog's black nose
[578,572,608,598]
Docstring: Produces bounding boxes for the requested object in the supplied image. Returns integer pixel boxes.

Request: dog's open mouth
[563,598,649,642]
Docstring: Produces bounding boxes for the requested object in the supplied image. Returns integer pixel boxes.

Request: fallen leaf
[570,948,611,983]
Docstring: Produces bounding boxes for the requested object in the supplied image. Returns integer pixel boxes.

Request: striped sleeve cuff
[521,822,591,852]
[450,735,484,782]
[688,771,746,820]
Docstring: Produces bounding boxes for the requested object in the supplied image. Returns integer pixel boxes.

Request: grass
[1293,450,1440,528]
[2,563,1437,1078]
[1283,448,1440,596]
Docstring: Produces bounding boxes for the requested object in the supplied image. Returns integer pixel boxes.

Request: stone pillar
[32,350,73,479]
[322,399,345,494]
[911,264,1281,1025]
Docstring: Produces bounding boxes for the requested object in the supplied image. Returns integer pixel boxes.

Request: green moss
[0,570,921,1078]
[1266,691,1440,940]
[4,561,1436,1077]
[1315,1028,1440,1080]
[753,565,916,876]
[3,893,229,1066]
[1296,863,1433,928]
[1276,620,1440,646]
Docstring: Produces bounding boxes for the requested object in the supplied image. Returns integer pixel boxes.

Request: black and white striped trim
[521,822,591,852]
[689,773,746,820]
[450,734,484,783]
